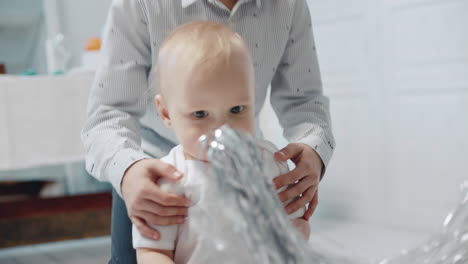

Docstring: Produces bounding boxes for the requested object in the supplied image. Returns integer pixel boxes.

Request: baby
[133,21,310,264]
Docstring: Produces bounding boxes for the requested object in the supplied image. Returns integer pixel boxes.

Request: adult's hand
[121,159,190,240]
[274,143,323,221]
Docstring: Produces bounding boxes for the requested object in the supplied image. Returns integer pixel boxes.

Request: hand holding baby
[121,159,190,240]
[274,143,323,221]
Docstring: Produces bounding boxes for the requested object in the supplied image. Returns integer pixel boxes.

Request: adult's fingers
[274,143,304,161]
[141,181,190,207]
[139,199,188,217]
[131,216,161,241]
[138,210,186,226]
[273,161,310,189]
[147,159,184,181]
[285,186,317,215]
[278,175,315,203]
[303,191,319,221]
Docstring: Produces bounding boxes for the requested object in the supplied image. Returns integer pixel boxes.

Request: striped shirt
[82,0,335,196]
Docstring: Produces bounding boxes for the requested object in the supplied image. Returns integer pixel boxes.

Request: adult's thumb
[275,144,301,161]
[149,159,184,181]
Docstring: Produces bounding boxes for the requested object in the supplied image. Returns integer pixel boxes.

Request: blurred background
[1,0,467,263]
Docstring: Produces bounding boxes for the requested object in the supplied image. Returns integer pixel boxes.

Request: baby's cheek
[181,127,206,157]
[231,118,255,135]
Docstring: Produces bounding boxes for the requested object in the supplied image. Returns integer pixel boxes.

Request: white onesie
[132,139,304,263]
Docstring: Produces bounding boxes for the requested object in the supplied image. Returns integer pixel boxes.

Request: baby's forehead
[157,21,254,94]
[159,23,251,67]
[158,38,250,70]
[159,47,252,86]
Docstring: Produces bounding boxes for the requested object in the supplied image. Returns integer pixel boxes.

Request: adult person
[82,0,335,263]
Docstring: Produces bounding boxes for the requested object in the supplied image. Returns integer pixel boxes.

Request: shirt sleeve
[81,0,153,197]
[270,0,336,171]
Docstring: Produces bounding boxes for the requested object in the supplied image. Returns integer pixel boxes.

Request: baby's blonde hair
[156,21,253,94]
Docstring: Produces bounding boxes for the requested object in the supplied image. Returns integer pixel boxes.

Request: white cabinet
[0,74,92,171]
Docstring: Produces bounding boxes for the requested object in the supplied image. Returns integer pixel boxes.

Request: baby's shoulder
[255,139,289,176]
[160,145,180,164]
[255,139,280,154]
[158,145,186,195]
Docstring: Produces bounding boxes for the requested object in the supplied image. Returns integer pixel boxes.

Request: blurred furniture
[0,73,105,197]
[0,73,112,248]
[0,192,111,248]
[0,73,92,171]
[0,181,51,202]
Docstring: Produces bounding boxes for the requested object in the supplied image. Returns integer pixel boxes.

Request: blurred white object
[203,127,468,263]
[0,73,93,171]
[45,34,71,75]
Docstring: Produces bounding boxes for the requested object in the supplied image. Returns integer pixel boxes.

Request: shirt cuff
[295,135,335,179]
[108,148,152,198]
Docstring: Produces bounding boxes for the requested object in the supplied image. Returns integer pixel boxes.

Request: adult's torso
[138,0,296,156]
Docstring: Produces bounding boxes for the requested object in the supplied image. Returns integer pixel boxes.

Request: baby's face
[156,53,255,160]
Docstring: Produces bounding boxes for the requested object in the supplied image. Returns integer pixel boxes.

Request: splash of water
[192,125,468,264]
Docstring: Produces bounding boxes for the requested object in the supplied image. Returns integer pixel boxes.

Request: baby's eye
[230,106,245,114]
[192,110,208,119]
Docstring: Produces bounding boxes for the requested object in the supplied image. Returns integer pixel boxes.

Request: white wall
[0,0,46,74]
[59,0,113,68]
[260,0,468,232]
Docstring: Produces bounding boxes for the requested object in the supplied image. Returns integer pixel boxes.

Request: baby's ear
[155,94,172,128]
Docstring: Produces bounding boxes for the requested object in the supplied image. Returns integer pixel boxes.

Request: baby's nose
[212,116,227,130]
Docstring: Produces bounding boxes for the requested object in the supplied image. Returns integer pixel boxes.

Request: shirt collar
[182,0,262,9]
